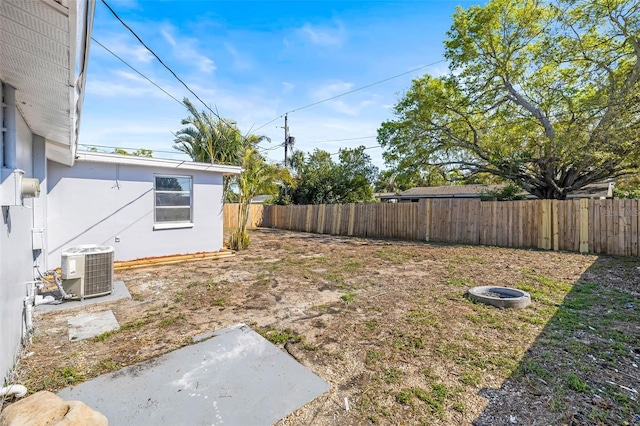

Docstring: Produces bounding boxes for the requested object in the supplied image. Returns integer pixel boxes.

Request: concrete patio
[57,323,330,425]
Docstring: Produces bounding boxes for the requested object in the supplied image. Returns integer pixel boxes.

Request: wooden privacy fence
[224,199,640,256]
[223,203,264,229]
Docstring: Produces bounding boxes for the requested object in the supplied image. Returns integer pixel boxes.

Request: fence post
[425,199,431,241]
[579,198,589,253]
[539,200,550,250]
[552,200,559,251]
[348,203,355,236]
[318,204,326,234]
[305,205,312,232]
[333,204,341,235]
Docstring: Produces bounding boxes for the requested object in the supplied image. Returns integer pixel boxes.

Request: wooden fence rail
[223,199,640,256]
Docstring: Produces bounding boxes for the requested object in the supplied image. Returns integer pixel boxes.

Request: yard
[17,229,640,425]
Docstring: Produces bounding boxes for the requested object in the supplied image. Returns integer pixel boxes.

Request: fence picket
[223,199,639,256]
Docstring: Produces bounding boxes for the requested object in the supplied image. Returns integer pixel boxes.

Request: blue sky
[81,0,479,169]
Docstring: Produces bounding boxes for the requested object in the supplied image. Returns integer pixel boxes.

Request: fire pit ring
[468,286,531,309]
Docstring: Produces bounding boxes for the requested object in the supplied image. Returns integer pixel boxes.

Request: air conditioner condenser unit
[61,245,114,300]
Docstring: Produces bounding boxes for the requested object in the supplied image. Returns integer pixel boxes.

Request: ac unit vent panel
[60,245,114,299]
[84,251,114,296]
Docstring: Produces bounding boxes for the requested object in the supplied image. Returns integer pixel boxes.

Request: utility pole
[283,114,290,197]
[284,113,289,169]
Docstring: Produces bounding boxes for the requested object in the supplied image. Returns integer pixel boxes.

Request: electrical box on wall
[1,168,40,206]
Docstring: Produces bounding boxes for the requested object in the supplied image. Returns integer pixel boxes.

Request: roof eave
[75,151,242,175]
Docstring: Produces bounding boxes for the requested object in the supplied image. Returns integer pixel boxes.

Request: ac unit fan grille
[84,251,114,296]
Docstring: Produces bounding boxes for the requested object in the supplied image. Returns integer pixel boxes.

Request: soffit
[0,0,74,164]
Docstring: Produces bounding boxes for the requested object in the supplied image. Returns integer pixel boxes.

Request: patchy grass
[16,230,640,426]
[256,327,302,345]
[158,314,185,328]
[94,319,146,342]
[340,293,356,303]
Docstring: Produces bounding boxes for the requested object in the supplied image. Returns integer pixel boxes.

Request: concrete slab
[68,310,120,342]
[58,324,329,425]
[36,281,130,313]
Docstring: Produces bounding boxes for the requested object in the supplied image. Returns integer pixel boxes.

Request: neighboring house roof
[378,182,614,201]
[568,182,614,198]
[378,184,506,200]
[0,0,94,166]
[250,195,274,204]
[402,184,506,198]
[75,151,242,175]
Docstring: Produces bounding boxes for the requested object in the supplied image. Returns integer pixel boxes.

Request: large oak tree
[378,0,640,199]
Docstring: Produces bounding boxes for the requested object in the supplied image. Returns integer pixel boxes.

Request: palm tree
[173,98,244,199]
[173,98,244,164]
[229,146,292,250]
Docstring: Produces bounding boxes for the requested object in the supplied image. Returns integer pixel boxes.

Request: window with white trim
[154,175,192,224]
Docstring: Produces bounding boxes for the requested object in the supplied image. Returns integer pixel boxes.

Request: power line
[91,37,183,106]
[78,143,190,155]
[328,145,382,156]
[253,59,447,132]
[92,34,275,155]
[308,135,377,144]
[100,0,250,144]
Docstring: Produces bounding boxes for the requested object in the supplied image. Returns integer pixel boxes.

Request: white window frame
[153,175,194,230]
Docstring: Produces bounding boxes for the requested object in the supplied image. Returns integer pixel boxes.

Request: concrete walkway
[58,324,329,425]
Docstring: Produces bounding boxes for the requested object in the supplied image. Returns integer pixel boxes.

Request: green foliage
[229,230,250,250]
[112,148,153,157]
[173,98,244,166]
[230,145,292,250]
[613,187,640,199]
[365,349,383,365]
[173,98,250,201]
[613,175,640,198]
[340,293,356,303]
[257,327,301,345]
[480,183,527,201]
[374,168,447,193]
[94,319,146,341]
[158,314,185,328]
[287,146,379,204]
[565,372,590,393]
[378,0,640,200]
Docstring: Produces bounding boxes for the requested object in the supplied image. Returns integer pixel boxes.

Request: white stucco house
[0,0,240,383]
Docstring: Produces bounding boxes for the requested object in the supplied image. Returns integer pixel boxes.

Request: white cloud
[311,80,353,100]
[282,82,294,92]
[307,80,378,116]
[429,63,452,77]
[160,29,177,47]
[93,35,154,64]
[326,99,375,116]
[224,42,252,71]
[86,70,179,99]
[298,22,345,47]
[160,26,216,74]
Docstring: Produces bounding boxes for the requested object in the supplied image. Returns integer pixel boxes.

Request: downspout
[68,0,95,166]
[3,84,16,169]
[1,82,4,168]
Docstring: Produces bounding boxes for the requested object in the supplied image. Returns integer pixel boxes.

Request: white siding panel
[47,161,225,266]
[0,108,36,380]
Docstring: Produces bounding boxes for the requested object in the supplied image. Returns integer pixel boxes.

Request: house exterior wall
[0,106,42,381]
[46,160,225,267]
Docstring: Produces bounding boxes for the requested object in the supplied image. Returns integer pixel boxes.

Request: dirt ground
[11,229,640,425]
